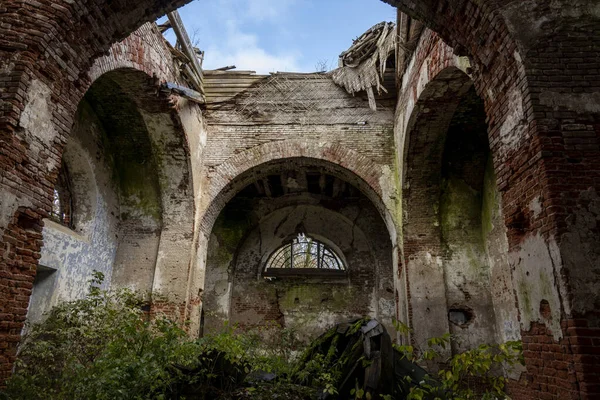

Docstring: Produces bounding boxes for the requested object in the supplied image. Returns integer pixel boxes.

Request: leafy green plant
[3,271,200,400]
[1,277,523,400]
[1,273,312,400]
[392,319,524,400]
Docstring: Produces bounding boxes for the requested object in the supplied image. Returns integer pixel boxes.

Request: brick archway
[0,24,195,381]
[199,139,397,238]
[1,0,599,395]
[186,139,400,337]
[396,22,600,396]
[400,62,521,355]
[88,24,180,87]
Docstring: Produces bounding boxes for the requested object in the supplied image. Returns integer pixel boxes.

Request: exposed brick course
[0,11,188,383]
[0,1,598,398]
[389,1,600,397]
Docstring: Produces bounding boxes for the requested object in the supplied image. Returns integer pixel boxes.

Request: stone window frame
[50,162,74,229]
[263,233,347,279]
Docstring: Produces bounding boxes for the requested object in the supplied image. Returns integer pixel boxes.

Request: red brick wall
[388,1,600,397]
[0,1,598,396]
[0,1,189,382]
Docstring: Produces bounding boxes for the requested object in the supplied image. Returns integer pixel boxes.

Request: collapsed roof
[331,22,396,110]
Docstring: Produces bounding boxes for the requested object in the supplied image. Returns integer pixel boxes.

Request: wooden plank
[204,88,256,94]
[215,65,236,71]
[167,11,204,90]
[204,70,260,76]
[204,82,260,88]
[205,97,238,103]
[162,82,205,104]
[204,85,260,91]
[204,77,263,83]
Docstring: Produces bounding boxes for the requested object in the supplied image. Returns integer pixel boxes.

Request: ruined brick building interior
[1,1,599,398]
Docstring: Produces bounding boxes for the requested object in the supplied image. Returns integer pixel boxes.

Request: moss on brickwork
[279,285,357,310]
[481,156,498,241]
[391,142,403,237]
[75,99,163,222]
[118,164,163,221]
[440,175,481,243]
[518,280,532,322]
[212,209,252,264]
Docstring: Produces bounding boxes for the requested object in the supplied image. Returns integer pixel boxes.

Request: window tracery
[265,233,345,273]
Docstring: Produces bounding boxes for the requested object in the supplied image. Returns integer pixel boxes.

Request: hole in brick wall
[507,208,529,237]
[448,306,475,327]
[16,212,40,232]
[539,299,551,320]
[26,265,58,323]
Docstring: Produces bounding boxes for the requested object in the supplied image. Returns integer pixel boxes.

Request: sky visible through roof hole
[159,0,395,74]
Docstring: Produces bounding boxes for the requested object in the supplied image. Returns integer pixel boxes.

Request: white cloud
[170,0,307,74]
[245,0,297,22]
[200,11,303,74]
[204,46,301,74]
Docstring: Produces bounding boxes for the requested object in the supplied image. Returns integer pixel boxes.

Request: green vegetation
[392,320,524,400]
[2,272,523,400]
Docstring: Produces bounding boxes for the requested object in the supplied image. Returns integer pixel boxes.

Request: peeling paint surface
[511,233,565,340]
[539,91,600,114]
[559,187,600,316]
[498,87,527,152]
[34,102,120,321]
[18,79,59,172]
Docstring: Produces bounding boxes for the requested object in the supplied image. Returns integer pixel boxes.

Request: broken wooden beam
[216,65,236,71]
[162,82,206,104]
[167,11,205,93]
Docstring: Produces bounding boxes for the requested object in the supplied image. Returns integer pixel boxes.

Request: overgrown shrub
[2,272,201,400]
[392,320,524,400]
[1,272,308,400]
[1,273,523,400]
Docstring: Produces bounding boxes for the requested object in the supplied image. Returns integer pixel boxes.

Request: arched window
[264,233,346,277]
[50,163,73,228]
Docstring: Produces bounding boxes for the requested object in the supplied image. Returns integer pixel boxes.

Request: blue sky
[159,0,395,74]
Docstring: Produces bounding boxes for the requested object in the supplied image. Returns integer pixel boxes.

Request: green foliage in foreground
[1,272,309,400]
[2,272,523,400]
[2,272,201,400]
[392,320,524,400]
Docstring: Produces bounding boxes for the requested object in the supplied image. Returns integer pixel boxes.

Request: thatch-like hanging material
[331,22,396,111]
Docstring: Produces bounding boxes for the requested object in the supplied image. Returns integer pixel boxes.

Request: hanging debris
[331,22,396,111]
[158,10,206,104]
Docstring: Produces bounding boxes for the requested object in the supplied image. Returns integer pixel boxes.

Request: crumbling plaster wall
[392,29,519,350]
[204,192,395,341]
[0,4,198,374]
[24,23,205,326]
[385,3,600,395]
[32,101,120,320]
[83,25,202,322]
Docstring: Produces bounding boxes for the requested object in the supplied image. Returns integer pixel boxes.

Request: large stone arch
[200,139,398,239]
[88,23,179,86]
[203,176,396,341]
[81,66,195,317]
[182,140,400,336]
